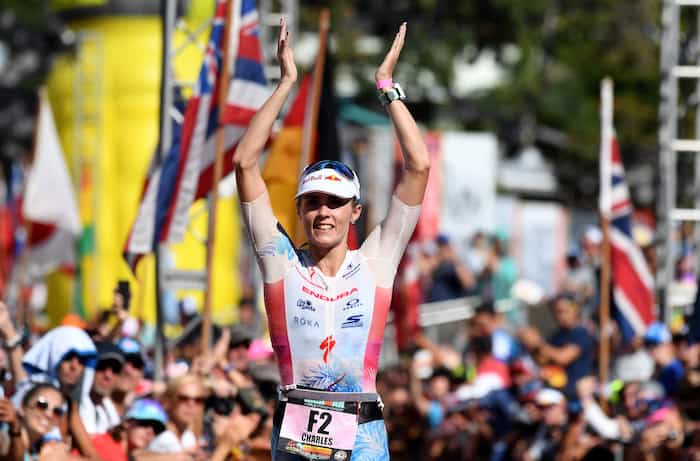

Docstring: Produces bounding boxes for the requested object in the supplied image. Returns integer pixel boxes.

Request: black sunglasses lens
[96,361,122,373]
[53,407,65,417]
[35,399,49,410]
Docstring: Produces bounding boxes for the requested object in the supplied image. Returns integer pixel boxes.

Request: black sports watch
[378,83,406,107]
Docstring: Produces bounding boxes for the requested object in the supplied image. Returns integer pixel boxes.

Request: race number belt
[276,389,380,460]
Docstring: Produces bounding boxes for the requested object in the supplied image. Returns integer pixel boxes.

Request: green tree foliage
[307,0,661,203]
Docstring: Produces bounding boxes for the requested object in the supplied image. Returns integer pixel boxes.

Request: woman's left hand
[375,22,406,83]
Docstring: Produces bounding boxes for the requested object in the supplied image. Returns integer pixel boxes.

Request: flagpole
[154,0,177,382]
[299,8,330,173]
[599,78,613,400]
[293,8,330,243]
[202,0,239,354]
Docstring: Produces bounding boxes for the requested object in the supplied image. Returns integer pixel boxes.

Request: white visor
[295,167,360,200]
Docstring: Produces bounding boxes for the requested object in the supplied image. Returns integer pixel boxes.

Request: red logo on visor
[324,175,342,182]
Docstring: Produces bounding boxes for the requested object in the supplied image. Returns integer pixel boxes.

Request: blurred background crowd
[0,223,697,460]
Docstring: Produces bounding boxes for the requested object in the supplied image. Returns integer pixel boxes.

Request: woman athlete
[235,18,429,461]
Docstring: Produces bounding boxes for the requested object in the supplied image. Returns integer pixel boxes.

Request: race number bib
[278,399,358,460]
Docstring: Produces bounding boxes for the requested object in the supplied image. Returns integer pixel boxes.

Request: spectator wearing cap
[91,398,169,461]
[80,341,124,434]
[471,301,520,365]
[230,297,264,341]
[111,338,147,418]
[626,404,687,461]
[226,328,253,374]
[524,388,569,461]
[645,322,685,397]
[519,293,595,400]
[423,233,476,303]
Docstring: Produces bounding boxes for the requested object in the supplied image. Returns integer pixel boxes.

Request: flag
[262,48,349,246]
[22,89,81,279]
[599,79,655,341]
[124,0,268,271]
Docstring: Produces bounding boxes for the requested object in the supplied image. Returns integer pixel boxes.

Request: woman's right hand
[0,399,16,426]
[0,301,16,339]
[277,18,297,84]
[37,441,71,461]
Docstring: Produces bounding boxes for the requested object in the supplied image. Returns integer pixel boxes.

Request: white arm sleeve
[360,195,421,288]
[584,400,621,440]
[240,192,298,283]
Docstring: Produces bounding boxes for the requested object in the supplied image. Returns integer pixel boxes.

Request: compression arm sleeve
[361,195,421,288]
[240,192,298,283]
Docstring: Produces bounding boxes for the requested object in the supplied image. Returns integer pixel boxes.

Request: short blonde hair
[165,373,209,401]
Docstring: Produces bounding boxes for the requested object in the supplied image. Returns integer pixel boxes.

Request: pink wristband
[376,79,393,90]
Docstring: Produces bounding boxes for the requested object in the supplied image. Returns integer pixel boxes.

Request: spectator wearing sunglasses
[80,342,124,435]
[14,326,101,461]
[111,338,147,418]
[148,374,208,458]
[91,398,170,461]
[2,383,74,461]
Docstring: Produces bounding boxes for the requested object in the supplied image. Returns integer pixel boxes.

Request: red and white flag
[124,0,269,271]
[22,88,81,278]
[599,78,655,340]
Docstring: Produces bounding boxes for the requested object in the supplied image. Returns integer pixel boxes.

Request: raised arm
[376,23,430,206]
[234,18,297,203]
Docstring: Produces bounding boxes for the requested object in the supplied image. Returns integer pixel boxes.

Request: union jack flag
[124,0,269,271]
[599,79,655,341]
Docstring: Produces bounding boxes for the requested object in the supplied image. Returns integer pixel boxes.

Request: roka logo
[320,335,336,363]
[302,286,358,302]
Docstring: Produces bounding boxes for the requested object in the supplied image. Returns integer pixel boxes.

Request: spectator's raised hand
[36,441,71,461]
[191,355,215,376]
[640,424,667,453]
[0,398,17,427]
[576,375,597,401]
[518,326,543,351]
[0,302,16,339]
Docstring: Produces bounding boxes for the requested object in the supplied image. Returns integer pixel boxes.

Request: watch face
[378,84,405,106]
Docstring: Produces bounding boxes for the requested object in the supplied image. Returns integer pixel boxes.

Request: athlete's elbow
[406,158,430,177]
[233,146,259,171]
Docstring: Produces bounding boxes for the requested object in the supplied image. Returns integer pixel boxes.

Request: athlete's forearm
[388,101,430,175]
[235,78,295,171]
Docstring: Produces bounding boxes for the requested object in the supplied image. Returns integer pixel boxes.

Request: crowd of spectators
[0,224,697,460]
[0,288,275,461]
[380,226,700,460]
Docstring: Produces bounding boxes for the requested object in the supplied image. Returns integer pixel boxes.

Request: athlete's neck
[309,242,348,277]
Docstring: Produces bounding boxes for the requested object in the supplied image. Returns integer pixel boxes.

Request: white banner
[440,132,499,257]
[512,201,569,296]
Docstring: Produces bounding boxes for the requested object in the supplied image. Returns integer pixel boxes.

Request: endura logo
[302,286,358,302]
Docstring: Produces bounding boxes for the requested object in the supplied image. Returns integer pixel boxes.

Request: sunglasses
[31,398,67,418]
[96,361,122,374]
[302,160,355,181]
[177,394,206,405]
